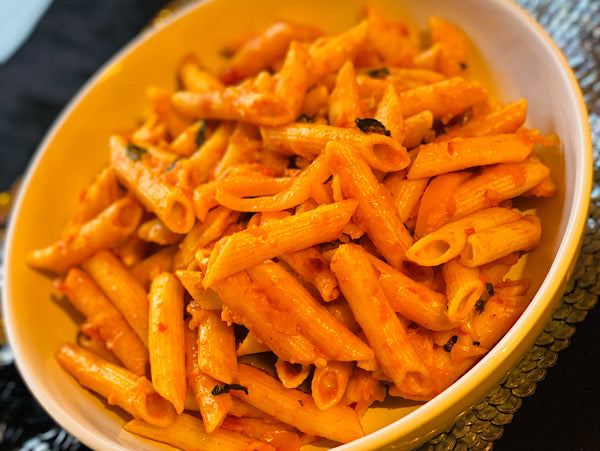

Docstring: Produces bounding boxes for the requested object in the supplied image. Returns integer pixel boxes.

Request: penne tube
[172,82,296,127]
[301,84,329,118]
[137,217,184,245]
[145,86,194,139]
[327,140,413,267]
[62,166,125,236]
[112,233,149,268]
[82,249,149,345]
[213,271,328,365]
[148,272,187,414]
[220,417,304,451]
[202,199,357,287]
[124,413,273,451]
[170,119,209,157]
[273,41,310,119]
[439,99,528,140]
[397,77,487,120]
[58,268,148,376]
[56,343,176,427]
[406,207,523,266]
[211,123,263,179]
[403,109,434,149]
[367,254,454,331]
[442,258,485,324]
[178,53,224,92]
[274,358,312,389]
[307,20,368,85]
[220,21,322,85]
[469,291,531,349]
[27,196,143,275]
[311,361,354,411]
[427,16,468,78]
[194,309,238,384]
[328,60,361,128]
[247,261,374,362]
[388,328,483,401]
[390,177,429,223]
[363,4,418,67]
[523,175,557,198]
[178,273,224,310]
[234,363,364,444]
[278,245,340,302]
[414,171,472,237]
[184,326,233,433]
[110,135,195,234]
[460,215,541,267]
[214,150,331,212]
[407,133,536,179]
[192,174,292,221]
[375,84,405,143]
[236,331,270,356]
[342,367,387,417]
[261,122,410,172]
[330,244,430,397]
[189,120,235,184]
[174,206,240,269]
[449,160,551,220]
[131,245,177,290]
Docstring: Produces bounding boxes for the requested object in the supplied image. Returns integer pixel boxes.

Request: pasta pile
[27,4,558,450]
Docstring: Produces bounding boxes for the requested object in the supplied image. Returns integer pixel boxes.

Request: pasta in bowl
[2,0,591,450]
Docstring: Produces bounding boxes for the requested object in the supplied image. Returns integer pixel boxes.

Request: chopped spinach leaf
[296,113,312,123]
[211,383,249,396]
[475,299,487,314]
[196,119,208,147]
[355,118,391,136]
[367,67,390,79]
[443,335,458,352]
[125,143,147,161]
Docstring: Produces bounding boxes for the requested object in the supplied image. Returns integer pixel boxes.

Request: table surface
[1,0,599,450]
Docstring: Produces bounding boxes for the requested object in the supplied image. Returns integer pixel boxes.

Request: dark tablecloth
[1,0,599,450]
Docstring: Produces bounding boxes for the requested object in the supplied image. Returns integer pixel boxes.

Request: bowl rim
[1,0,593,450]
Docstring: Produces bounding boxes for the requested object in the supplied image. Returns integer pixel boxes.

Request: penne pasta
[202,199,357,287]
[82,249,150,344]
[148,272,187,414]
[58,268,148,376]
[331,244,430,397]
[327,140,413,267]
[234,363,364,444]
[110,135,195,234]
[28,10,559,448]
[56,343,176,427]
[27,196,143,274]
[124,413,273,451]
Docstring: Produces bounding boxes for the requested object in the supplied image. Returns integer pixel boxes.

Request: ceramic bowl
[2,0,592,449]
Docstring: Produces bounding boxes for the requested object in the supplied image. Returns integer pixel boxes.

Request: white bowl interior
[2,0,591,450]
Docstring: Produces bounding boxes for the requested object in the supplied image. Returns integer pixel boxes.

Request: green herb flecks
[355,118,391,136]
[196,119,208,147]
[125,143,147,161]
[443,335,458,352]
[211,383,249,396]
[367,67,390,79]
[475,299,487,314]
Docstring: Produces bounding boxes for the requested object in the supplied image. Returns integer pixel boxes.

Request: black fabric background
[1,1,599,450]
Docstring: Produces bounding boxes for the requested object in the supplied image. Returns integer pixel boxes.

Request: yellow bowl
[2,0,592,449]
